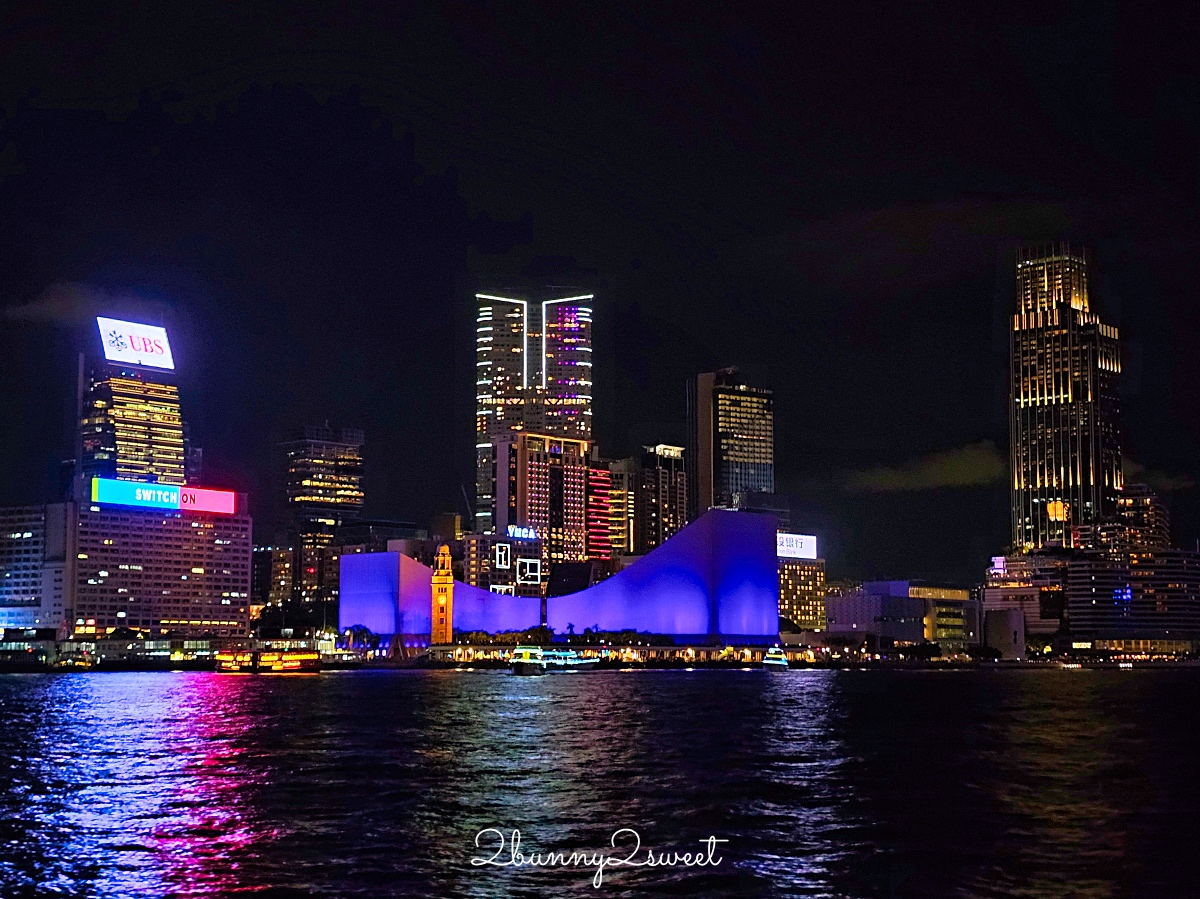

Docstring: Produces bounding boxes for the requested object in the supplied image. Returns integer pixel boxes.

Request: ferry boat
[510,645,547,676]
[542,648,600,672]
[216,649,322,674]
[762,648,789,670]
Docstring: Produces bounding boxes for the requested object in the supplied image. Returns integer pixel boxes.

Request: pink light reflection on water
[11,672,276,897]
[145,673,278,897]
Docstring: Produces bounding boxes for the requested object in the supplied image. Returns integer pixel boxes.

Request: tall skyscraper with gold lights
[80,318,186,486]
[475,289,593,532]
[1010,244,1121,550]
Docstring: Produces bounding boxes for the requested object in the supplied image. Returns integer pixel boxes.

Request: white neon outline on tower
[541,295,594,389]
[476,294,529,388]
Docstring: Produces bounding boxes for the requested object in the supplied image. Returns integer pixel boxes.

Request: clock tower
[431,544,454,644]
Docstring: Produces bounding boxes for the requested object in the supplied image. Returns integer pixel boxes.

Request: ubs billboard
[96,317,176,370]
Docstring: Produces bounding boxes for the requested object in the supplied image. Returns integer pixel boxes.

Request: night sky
[1,2,1198,584]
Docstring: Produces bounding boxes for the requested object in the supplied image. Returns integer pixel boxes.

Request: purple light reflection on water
[2,670,1199,897]
[0,673,269,898]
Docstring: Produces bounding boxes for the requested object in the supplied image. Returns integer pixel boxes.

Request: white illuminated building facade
[475,290,593,532]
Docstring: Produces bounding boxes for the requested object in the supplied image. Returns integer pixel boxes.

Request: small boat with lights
[542,648,600,672]
[511,645,547,676]
[762,648,789,670]
[215,649,322,674]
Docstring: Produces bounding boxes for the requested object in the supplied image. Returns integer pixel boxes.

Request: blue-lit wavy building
[338,508,779,646]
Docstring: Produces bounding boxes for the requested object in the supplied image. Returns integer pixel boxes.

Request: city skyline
[2,6,1200,587]
[0,247,1193,589]
[4,10,1200,899]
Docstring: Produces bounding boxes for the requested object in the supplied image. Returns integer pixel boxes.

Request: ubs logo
[106,329,166,356]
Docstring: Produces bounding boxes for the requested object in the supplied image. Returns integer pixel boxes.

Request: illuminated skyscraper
[633,445,688,554]
[775,533,824,631]
[687,367,774,518]
[586,461,613,562]
[779,559,826,631]
[493,431,589,567]
[280,426,365,602]
[474,289,593,532]
[80,318,185,486]
[71,484,252,638]
[607,457,637,556]
[1010,244,1121,550]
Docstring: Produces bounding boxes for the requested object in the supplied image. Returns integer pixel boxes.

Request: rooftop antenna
[460,483,474,528]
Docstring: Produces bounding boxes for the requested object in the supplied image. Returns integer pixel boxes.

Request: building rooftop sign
[96,317,175,370]
[776,532,818,560]
[91,478,235,515]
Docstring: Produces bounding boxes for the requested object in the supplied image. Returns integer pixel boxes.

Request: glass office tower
[80,366,186,486]
[280,426,365,601]
[687,367,774,518]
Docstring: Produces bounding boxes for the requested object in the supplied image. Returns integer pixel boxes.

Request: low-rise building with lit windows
[0,505,71,630]
[251,546,293,618]
[982,549,1073,638]
[1065,548,1200,650]
[827,581,974,651]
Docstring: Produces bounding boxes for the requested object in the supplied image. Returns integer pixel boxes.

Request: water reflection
[1,669,1196,898]
[970,671,1160,899]
[0,673,269,897]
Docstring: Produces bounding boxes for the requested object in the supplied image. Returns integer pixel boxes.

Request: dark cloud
[4,282,167,328]
[770,198,1101,299]
[1124,460,1195,494]
[846,441,1005,493]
